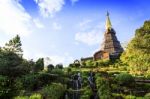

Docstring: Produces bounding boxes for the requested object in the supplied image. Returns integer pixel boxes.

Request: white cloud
[52,22,62,30]
[34,0,65,17]
[75,20,105,46]
[0,0,33,36]
[79,19,92,30]
[71,0,79,5]
[49,54,73,66]
[75,29,103,46]
[33,18,44,28]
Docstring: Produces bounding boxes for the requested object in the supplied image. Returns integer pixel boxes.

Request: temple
[81,12,123,61]
[93,12,123,60]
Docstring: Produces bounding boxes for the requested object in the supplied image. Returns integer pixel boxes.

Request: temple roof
[105,12,112,30]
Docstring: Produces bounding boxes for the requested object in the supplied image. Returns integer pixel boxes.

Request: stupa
[93,12,123,60]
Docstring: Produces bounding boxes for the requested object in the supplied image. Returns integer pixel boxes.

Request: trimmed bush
[14,93,42,99]
[51,69,64,75]
[125,95,136,99]
[29,93,42,99]
[14,96,28,99]
[41,83,65,99]
[115,73,135,86]
[112,93,124,99]
[145,93,150,99]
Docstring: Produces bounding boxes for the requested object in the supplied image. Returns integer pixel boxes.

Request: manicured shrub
[112,93,124,99]
[96,59,111,67]
[41,83,65,99]
[29,93,42,99]
[125,95,136,99]
[145,93,150,99]
[51,69,64,75]
[14,96,28,99]
[115,73,135,86]
[86,60,94,68]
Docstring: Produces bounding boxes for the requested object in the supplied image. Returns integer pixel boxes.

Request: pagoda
[93,12,123,61]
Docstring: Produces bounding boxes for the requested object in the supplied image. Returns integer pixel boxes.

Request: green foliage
[96,59,111,67]
[3,35,23,55]
[81,61,86,67]
[73,59,81,68]
[145,93,150,99]
[56,64,63,69]
[29,93,42,99]
[96,77,112,99]
[37,73,54,85]
[115,73,134,86]
[0,51,30,77]
[51,68,64,75]
[85,60,94,67]
[33,58,44,72]
[47,64,54,72]
[0,75,23,98]
[14,93,42,99]
[125,95,136,99]
[41,83,65,99]
[0,75,10,98]
[21,73,55,91]
[14,96,28,99]
[121,21,150,75]
[112,93,124,99]
[67,68,72,75]
[80,86,92,99]
[21,74,39,91]
[68,63,74,67]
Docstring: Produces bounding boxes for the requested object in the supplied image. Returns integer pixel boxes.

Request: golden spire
[105,11,112,30]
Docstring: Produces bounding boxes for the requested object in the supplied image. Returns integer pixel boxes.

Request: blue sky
[0,0,150,66]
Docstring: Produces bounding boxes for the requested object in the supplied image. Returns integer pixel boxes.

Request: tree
[56,64,63,69]
[0,50,29,77]
[121,20,150,75]
[3,35,23,56]
[47,64,54,72]
[33,58,44,72]
[74,60,81,68]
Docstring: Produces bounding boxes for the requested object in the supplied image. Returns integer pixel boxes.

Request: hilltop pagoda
[93,12,123,60]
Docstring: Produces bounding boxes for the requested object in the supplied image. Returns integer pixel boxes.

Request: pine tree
[121,20,150,75]
[3,35,23,56]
